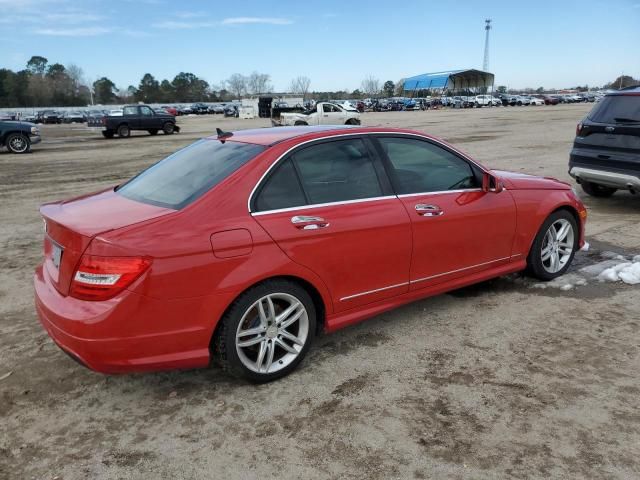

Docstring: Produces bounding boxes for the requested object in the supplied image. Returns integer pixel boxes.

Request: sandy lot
[1,104,639,479]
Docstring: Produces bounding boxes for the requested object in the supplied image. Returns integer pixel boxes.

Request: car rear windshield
[116,139,265,209]
[588,95,640,123]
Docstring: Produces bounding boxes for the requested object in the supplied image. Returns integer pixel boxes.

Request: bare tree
[247,71,273,95]
[289,76,311,100]
[226,73,247,100]
[361,75,380,97]
[66,63,85,94]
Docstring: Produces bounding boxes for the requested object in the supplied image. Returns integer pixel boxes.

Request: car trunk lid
[40,188,174,296]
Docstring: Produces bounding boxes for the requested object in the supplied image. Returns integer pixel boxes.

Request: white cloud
[152,20,216,29]
[222,17,293,25]
[33,27,111,36]
[45,12,104,23]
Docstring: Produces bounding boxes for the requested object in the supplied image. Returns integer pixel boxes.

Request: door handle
[291,215,330,230]
[415,204,444,216]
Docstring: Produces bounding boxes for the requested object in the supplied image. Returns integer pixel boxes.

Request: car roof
[206,126,445,147]
[608,86,640,96]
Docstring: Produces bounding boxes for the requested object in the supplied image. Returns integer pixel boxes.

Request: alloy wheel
[541,218,574,273]
[9,136,27,153]
[235,293,309,374]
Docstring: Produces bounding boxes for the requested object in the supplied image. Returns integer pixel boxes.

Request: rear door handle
[291,215,330,230]
[415,204,444,216]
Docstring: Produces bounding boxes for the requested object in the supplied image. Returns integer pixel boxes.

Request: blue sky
[1,0,639,92]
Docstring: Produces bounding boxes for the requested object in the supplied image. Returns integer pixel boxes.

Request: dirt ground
[1,104,640,480]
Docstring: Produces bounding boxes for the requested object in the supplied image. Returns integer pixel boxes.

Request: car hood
[491,169,571,190]
[1,120,35,127]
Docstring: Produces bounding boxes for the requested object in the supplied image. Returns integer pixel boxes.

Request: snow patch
[580,242,590,252]
[597,262,640,285]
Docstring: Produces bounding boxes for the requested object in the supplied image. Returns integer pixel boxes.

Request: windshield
[588,95,640,123]
[117,139,265,209]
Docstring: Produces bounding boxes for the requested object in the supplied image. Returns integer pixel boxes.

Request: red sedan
[35,126,587,381]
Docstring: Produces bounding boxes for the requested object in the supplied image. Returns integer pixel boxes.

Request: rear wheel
[527,210,578,280]
[117,124,130,138]
[580,180,616,198]
[163,122,175,134]
[214,279,316,382]
[6,133,30,153]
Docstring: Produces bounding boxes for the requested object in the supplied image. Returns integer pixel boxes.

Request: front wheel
[580,181,616,198]
[163,122,175,134]
[527,211,578,280]
[214,279,316,382]
[6,133,30,153]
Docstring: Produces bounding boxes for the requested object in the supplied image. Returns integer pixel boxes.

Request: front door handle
[291,215,330,230]
[415,204,444,216]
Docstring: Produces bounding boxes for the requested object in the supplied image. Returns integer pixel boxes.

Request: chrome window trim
[251,195,397,217]
[247,131,488,214]
[397,188,483,198]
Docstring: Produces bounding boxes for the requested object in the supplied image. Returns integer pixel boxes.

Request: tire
[163,122,175,135]
[345,118,360,125]
[148,129,158,136]
[117,124,130,138]
[6,133,30,153]
[294,121,308,126]
[102,130,115,139]
[580,181,616,198]
[527,210,578,281]
[213,279,316,382]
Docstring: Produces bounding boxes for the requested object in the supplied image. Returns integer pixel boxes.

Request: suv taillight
[576,122,583,136]
[70,254,151,301]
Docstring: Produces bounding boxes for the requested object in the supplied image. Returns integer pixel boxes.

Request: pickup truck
[1,120,41,153]
[88,104,179,138]
[272,102,361,127]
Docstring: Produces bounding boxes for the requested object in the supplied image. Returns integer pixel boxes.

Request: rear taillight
[576,122,583,136]
[102,117,106,125]
[70,255,151,301]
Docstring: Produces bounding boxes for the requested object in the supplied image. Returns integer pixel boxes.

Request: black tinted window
[293,139,383,204]
[254,159,306,212]
[117,139,264,209]
[588,95,640,123]
[379,137,479,194]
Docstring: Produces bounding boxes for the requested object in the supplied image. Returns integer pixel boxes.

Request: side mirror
[482,172,504,193]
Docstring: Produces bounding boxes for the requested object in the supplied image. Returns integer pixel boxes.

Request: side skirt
[324,260,527,333]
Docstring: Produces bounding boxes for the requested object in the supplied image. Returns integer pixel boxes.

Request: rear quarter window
[117,139,264,209]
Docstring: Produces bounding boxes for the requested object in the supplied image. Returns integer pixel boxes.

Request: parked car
[474,95,493,107]
[1,120,41,153]
[191,103,209,114]
[542,95,560,105]
[36,110,62,124]
[224,105,239,117]
[569,86,640,197]
[0,111,18,121]
[87,104,180,138]
[177,106,193,115]
[21,112,38,122]
[529,97,545,106]
[161,106,178,116]
[62,111,86,123]
[515,96,531,106]
[208,105,225,114]
[34,126,587,381]
[109,109,123,117]
[273,102,360,126]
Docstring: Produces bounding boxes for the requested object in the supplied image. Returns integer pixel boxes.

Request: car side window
[140,106,153,116]
[123,106,137,116]
[254,159,307,212]
[378,137,480,194]
[292,139,383,204]
[323,104,331,113]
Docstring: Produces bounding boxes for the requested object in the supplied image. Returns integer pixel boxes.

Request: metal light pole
[483,19,492,72]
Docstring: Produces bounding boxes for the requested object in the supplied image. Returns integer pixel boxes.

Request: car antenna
[216,128,233,143]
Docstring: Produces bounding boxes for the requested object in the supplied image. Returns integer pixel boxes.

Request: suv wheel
[6,133,30,153]
[580,181,616,198]
[163,122,174,135]
[214,279,316,382]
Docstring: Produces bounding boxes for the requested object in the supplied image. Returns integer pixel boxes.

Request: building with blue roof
[403,69,494,94]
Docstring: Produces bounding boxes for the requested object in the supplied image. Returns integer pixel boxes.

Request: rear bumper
[569,166,640,191]
[34,264,213,374]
